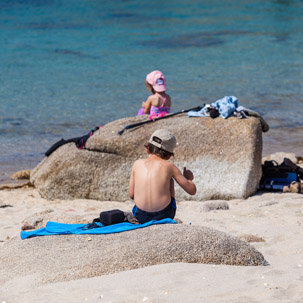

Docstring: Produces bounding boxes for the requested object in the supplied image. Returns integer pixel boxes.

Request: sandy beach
[1,1,303,302]
[1,182,303,303]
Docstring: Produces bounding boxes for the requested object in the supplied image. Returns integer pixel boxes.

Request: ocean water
[1,0,303,183]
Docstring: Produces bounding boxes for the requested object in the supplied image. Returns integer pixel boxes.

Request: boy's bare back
[129,154,196,212]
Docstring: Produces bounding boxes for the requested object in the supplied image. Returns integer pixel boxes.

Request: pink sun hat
[146,70,166,92]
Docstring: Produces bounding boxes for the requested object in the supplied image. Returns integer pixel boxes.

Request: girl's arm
[142,96,153,114]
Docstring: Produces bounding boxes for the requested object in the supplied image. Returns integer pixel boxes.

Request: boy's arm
[129,164,135,199]
[171,165,196,195]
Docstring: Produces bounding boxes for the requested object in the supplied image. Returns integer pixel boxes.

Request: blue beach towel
[211,96,238,118]
[20,218,177,240]
[188,96,238,119]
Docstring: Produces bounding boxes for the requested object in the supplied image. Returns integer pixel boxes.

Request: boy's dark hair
[145,143,173,159]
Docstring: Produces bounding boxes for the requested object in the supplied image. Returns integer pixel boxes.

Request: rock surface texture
[0,224,267,285]
[31,115,263,201]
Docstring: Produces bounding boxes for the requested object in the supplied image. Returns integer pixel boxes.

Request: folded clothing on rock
[235,106,269,132]
[188,96,238,119]
[187,96,269,133]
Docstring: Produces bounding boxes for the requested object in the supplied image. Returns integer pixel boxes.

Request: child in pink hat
[137,70,172,119]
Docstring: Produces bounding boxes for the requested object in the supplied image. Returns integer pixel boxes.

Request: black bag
[93,209,126,226]
[259,158,302,191]
[209,107,219,118]
[281,158,303,179]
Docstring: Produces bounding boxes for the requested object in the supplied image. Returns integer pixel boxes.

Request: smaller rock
[283,181,303,193]
[10,169,32,180]
[21,222,36,231]
[21,209,54,230]
[237,234,265,243]
[1,224,268,285]
[202,201,229,212]
[262,152,297,165]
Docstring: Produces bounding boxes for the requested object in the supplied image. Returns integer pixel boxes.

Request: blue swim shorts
[132,197,176,224]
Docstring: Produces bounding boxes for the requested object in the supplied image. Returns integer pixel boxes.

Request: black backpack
[92,209,126,226]
[259,158,303,191]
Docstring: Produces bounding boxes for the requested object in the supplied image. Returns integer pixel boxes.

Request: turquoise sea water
[0,0,303,182]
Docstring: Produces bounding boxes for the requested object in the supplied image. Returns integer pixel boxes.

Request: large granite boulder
[31,114,263,201]
[0,224,267,285]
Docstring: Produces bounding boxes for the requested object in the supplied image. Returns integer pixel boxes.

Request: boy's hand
[183,167,194,181]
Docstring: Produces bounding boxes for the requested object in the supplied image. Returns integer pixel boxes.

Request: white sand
[1,186,303,303]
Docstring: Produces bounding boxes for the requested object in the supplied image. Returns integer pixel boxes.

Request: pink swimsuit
[149,93,170,120]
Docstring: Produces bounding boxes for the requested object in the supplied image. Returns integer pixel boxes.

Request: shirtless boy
[129,129,196,224]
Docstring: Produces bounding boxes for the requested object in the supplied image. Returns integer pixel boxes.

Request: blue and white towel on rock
[188,96,238,119]
[20,218,177,240]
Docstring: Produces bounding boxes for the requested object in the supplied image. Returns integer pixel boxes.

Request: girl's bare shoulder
[147,94,160,106]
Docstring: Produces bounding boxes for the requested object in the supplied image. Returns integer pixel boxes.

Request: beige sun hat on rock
[149,129,177,153]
